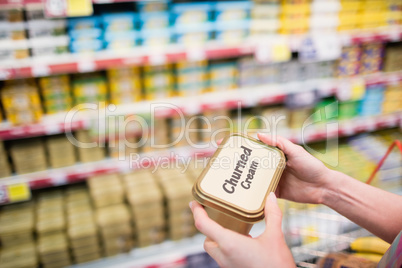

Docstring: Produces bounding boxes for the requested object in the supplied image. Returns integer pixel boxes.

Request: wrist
[320,169,343,207]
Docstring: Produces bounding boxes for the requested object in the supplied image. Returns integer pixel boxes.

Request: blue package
[70,39,103,53]
[68,16,101,30]
[140,28,172,46]
[214,1,252,22]
[102,12,137,31]
[172,2,213,25]
[69,28,103,41]
[137,0,170,13]
[139,12,170,30]
[104,30,137,42]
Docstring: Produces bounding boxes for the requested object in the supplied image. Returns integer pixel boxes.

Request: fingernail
[189,201,193,209]
[269,192,277,203]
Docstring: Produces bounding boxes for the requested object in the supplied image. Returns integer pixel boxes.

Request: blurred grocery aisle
[0,0,401,267]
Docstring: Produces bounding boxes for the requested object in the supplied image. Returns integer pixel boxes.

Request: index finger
[257,133,301,158]
[190,201,232,244]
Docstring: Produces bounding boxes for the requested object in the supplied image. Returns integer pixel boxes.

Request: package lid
[101,12,137,23]
[69,28,102,40]
[67,16,101,29]
[104,30,137,42]
[193,133,285,223]
[172,2,213,13]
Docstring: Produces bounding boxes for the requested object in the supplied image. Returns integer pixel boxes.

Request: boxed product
[0,242,38,268]
[27,19,66,39]
[174,22,213,46]
[30,36,69,58]
[39,75,72,114]
[175,60,208,96]
[214,1,252,22]
[0,40,29,61]
[139,12,170,30]
[72,73,108,105]
[75,130,106,163]
[215,21,250,44]
[37,233,71,268]
[87,173,124,208]
[104,30,138,50]
[102,12,137,32]
[140,28,172,47]
[209,61,237,92]
[10,138,47,174]
[0,22,25,41]
[137,0,169,13]
[143,64,174,100]
[68,16,101,30]
[46,135,77,168]
[107,67,142,103]
[0,141,11,178]
[171,2,213,26]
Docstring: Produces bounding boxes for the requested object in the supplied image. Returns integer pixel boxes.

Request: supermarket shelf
[0,112,400,194]
[1,26,402,80]
[1,71,401,141]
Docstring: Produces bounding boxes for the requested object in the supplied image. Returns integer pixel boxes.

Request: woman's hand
[190,193,295,268]
[257,133,333,205]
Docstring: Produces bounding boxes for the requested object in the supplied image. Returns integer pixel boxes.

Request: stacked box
[357,0,387,30]
[1,79,43,125]
[10,138,47,174]
[109,135,139,159]
[0,242,38,268]
[339,100,360,120]
[0,141,11,177]
[37,233,71,268]
[175,60,208,97]
[156,167,196,240]
[209,61,237,92]
[45,135,76,168]
[279,1,310,34]
[87,174,124,208]
[0,202,35,247]
[383,83,402,114]
[72,73,108,105]
[287,107,312,129]
[95,204,134,256]
[309,0,340,33]
[214,1,252,44]
[143,64,174,100]
[338,0,361,31]
[68,16,103,53]
[383,44,402,72]
[66,187,101,264]
[200,108,230,143]
[261,105,289,134]
[123,170,166,247]
[250,2,280,36]
[337,45,361,77]
[107,67,142,104]
[172,2,213,46]
[152,118,170,150]
[359,85,384,116]
[102,12,137,50]
[36,191,66,236]
[139,1,171,47]
[171,115,199,148]
[75,130,105,163]
[359,43,384,75]
[39,75,72,114]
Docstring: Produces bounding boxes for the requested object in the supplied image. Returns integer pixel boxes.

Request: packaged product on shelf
[261,105,289,134]
[0,242,38,268]
[214,1,252,22]
[10,138,47,174]
[383,83,402,114]
[123,171,166,247]
[104,30,138,50]
[359,43,384,75]
[68,16,101,30]
[279,2,310,34]
[75,130,105,162]
[140,28,172,47]
[287,107,312,129]
[70,39,103,53]
[35,191,66,236]
[174,22,213,46]
[37,232,71,268]
[45,135,77,168]
[209,61,237,92]
[250,1,280,36]
[139,12,170,30]
[232,113,261,135]
[137,0,169,13]
[27,19,66,39]
[157,167,196,240]
[215,21,250,45]
[0,40,29,61]
[72,73,108,105]
[383,44,402,72]
[171,2,213,26]
[66,188,101,264]
[95,204,133,256]
[68,16,103,53]
[359,85,384,116]
[0,202,35,247]
[0,8,24,22]
[88,174,124,208]
[337,45,362,77]
[152,118,170,149]
[102,12,137,32]
[143,64,174,100]
[339,100,360,119]
[200,108,230,143]
[39,75,72,114]
[171,115,199,147]
[1,79,41,111]
[30,36,70,58]
[0,21,25,41]
[0,141,11,178]
[107,67,142,104]
[175,60,208,96]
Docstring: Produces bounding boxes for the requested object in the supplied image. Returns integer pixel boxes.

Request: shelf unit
[1,71,401,141]
[1,26,402,80]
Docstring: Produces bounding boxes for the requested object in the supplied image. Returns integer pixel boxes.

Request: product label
[200,135,282,212]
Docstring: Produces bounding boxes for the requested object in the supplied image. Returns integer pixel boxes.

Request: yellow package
[8,109,43,125]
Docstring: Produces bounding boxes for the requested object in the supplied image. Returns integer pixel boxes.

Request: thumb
[263,192,283,237]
